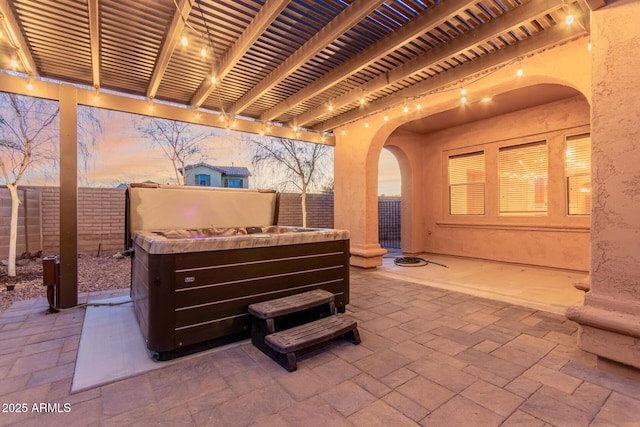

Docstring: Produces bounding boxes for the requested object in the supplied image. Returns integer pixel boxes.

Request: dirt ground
[0,255,131,313]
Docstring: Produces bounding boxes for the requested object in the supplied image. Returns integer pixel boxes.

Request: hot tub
[125,184,350,360]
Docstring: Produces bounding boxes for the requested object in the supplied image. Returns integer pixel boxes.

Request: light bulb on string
[328,103,333,112]
[211,75,217,84]
[461,87,467,96]
[341,129,346,136]
[364,122,369,128]
[200,46,207,58]
[10,59,18,69]
[93,87,100,102]
[516,59,523,77]
[383,115,389,121]
[27,79,34,91]
[588,41,592,51]
[181,35,188,47]
[565,14,574,25]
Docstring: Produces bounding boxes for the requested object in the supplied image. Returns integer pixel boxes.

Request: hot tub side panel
[131,246,177,353]
[132,239,350,354]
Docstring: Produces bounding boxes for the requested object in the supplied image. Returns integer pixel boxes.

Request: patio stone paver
[1,269,640,426]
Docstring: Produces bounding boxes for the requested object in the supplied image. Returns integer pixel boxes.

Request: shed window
[499,141,548,215]
[448,151,485,215]
[566,134,591,215]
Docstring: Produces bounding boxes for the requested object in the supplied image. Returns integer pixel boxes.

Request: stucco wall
[402,95,591,271]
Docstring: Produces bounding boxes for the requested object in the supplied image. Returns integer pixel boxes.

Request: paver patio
[1,268,639,426]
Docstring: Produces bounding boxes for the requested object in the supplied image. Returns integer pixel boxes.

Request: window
[499,141,547,215]
[195,174,210,186]
[566,134,591,215]
[225,178,243,188]
[448,151,485,215]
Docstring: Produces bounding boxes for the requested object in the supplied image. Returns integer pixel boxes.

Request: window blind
[499,141,547,215]
[448,151,485,215]
[566,134,591,215]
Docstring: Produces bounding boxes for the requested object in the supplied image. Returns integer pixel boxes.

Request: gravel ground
[0,254,131,313]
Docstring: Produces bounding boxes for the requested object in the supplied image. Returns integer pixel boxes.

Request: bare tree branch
[136,117,210,185]
[248,136,331,227]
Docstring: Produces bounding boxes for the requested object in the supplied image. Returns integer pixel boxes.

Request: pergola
[5,1,640,374]
[0,0,598,140]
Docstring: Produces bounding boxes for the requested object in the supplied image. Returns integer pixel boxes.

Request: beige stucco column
[566,0,640,372]
[334,124,388,267]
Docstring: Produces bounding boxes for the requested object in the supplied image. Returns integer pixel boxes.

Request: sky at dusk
[1,96,401,195]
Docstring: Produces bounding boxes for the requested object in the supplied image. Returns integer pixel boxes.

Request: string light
[148,99,154,112]
[181,35,188,47]
[416,100,422,111]
[211,75,217,84]
[364,122,369,128]
[341,129,346,136]
[460,87,467,104]
[200,46,207,57]
[10,59,18,69]
[481,97,492,103]
[384,115,389,121]
[218,113,225,122]
[93,87,100,102]
[565,14,574,25]
[26,78,34,91]
[587,41,592,51]
[360,96,365,105]
[194,109,201,120]
[328,103,333,112]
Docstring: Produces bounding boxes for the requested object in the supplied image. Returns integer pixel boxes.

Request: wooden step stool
[248,289,360,371]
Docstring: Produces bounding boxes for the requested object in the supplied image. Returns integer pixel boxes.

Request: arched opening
[377,147,402,252]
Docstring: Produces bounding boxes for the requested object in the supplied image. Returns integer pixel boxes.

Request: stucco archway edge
[334,37,590,268]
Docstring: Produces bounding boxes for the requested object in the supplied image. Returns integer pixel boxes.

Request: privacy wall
[0,187,335,258]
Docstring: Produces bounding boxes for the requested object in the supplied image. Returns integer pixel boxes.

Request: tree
[136,118,208,185]
[249,137,331,227]
[0,93,59,276]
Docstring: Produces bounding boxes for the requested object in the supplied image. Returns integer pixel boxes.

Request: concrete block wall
[41,187,126,255]
[1,188,337,257]
[277,193,334,228]
[0,186,42,259]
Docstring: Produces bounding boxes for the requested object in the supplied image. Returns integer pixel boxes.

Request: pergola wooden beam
[315,24,587,132]
[147,0,193,99]
[584,0,606,11]
[300,0,563,128]
[0,0,37,75]
[88,0,100,88]
[190,0,290,108]
[261,0,475,123]
[227,0,385,116]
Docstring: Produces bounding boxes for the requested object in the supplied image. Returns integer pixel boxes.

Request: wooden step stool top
[264,314,358,354]
[248,289,335,319]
